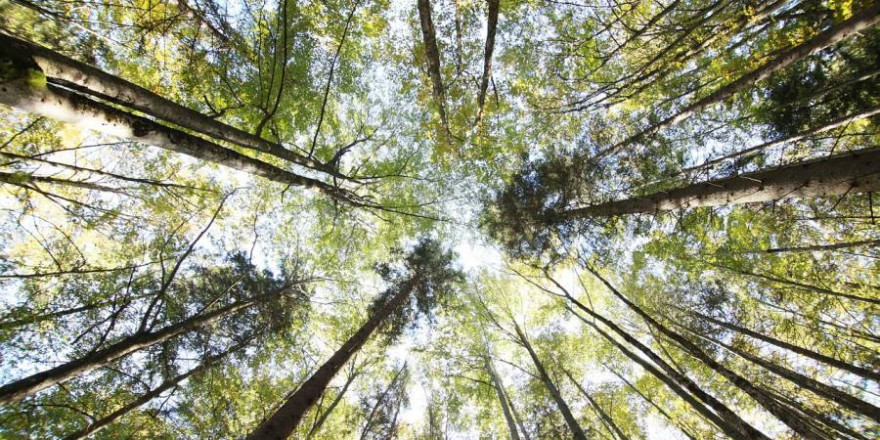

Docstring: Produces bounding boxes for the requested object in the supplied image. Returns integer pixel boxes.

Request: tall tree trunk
[0,171,127,194]
[596,2,880,159]
[692,329,880,422]
[563,147,880,219]
[512,322,588,440]
[559,297,763,440]
[704,260,880,305]
[685,308,880,382]
[61,339,249,440]
[0,70,362,206]
[359,364,407,440]
[475,0,499,125]
[563,368,630,440]
[484,352,520,440]
[417,0,449,131]
[306,370,359,439]
[0,33,332,176]
[452,0,463,74]
[0,287,286,403]
[584,266,837,440]
[0,294,152,332]
[740,238,880,255]
[604,365,699,440]
[505,382,532,440]
[245,277,420,440]
[682,106,880,174]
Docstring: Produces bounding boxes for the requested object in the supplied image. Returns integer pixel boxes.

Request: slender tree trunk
[685,308,880,382]
[597,2,880,158]
[306,370,359,439]
[505,382,532,440]
[563,147,880,219]
[693,330,880,422]
[604,366,699,440]
[559,299,762,440]
[61,339,248,440]
[0,287,286,403]
[0,171,132,195]
[245,277,419,440]
[453,0,463,74]
[359,364,407,440]
[0,295,151,331]
[682,106,880,174]
[704,260,880,305]
[584,266,835,440]
[475,0,499,125]
[417,0,449,131]
[0,33,331,175]
[740,238,880,255]
[484,352,521,440]
[563,368,630,440]
[512,322,588,440]
[0,71,361,205]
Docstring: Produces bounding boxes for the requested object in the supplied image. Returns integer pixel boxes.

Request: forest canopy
[0,0,878,439]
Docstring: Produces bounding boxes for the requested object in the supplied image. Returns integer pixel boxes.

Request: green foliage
[0,0,877,438]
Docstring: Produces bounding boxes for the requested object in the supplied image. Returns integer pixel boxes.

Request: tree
[245,238,461,440]
[2,0,879,438]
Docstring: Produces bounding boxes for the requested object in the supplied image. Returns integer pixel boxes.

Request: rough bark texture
[688,309,880,382]
[565,147,880,218]
[513,323,588,440]
[598,2,880,158]
[0,289,280,403]
[245,277,419,440]
[417,0,449,130]
[475,0,499,125]
[0,33,331,175]
[0,74,361,205]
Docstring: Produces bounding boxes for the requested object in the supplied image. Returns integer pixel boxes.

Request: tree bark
[512,322,588,440]
[695,330,880,422]
[417,0,449,131]
[0,73,362,206]
[705,260,880,305]
[682,106,880,175]
[563,368,630,440]
[596,2,880,159]
[359,364,407,440]
[61,339,248,440]
[604,365,698,440]
[0,33,331,176]
[505,382,532,440]
[475,0,499,125]
[0,287,286,403]
[584,266,836,440]
[563,146,880,219]
[559,297,762,440]
[485,352,521,440]
[306,370,359,439]
[245,277,419,440]
[740,238,880,255]
[685,308,880,382]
